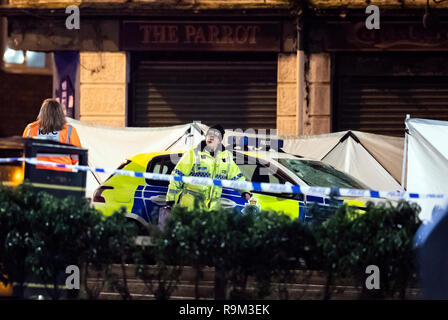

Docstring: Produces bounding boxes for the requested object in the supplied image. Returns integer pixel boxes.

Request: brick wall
[0,71,52,137]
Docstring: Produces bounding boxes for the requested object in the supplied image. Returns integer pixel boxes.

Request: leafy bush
[26,192,103,299]
[250,210,318,299]
[149,197,422,300]
[314,200,422,299]
[134,244,183,301]
[0,183,423,300]
[151,199,319,300]
[0,184,139,300]
[0,184,37,298]
[81,208,139,300]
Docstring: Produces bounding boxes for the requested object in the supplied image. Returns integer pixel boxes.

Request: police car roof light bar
[228,136,284,151]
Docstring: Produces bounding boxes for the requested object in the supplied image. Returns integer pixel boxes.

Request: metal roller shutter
[130,56,277,130]
[335,53,448,136]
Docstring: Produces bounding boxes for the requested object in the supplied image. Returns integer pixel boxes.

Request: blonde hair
[37,99,66,134]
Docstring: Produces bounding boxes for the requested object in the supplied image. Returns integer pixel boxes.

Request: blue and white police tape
[0,157,445,201]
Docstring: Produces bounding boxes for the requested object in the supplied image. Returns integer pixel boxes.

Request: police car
[92,136,375,230]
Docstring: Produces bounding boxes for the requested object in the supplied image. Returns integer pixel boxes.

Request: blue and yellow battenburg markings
[130,183,311,223]
[131,185,167,223]
[131,185,251,224]
[221,187,247,210]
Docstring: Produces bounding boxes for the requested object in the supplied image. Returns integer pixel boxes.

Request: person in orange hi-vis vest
[22,98,82,170]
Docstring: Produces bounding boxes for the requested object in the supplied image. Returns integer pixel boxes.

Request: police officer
[165,124,251,211]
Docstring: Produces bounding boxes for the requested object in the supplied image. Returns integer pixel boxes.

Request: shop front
[123,21,282,129]
[308,18,448,136]
[2,7,297,134]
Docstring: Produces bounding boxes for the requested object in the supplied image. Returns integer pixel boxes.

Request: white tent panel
[64,117,405,203]
[67,118,207,199]
[354,131,404,184]
[322,137,402,191]
[406,118,448,194]
[281,132,345,160]
[281,131,402,191]
[405,118,448,222]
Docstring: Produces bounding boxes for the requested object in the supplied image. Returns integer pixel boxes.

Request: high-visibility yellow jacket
[166,143,249,211]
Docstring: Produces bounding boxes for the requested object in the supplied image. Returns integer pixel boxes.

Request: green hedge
[0,185,422,300]
[313,200,422,299]
[151,198,422,300]
[0,184,138,300]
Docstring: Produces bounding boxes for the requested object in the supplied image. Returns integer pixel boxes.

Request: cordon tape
[0,157,444,201]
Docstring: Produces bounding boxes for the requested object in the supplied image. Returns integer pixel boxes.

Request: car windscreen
[278,159,369,189]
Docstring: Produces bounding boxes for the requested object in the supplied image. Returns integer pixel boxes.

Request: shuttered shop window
[335,53,448,136]
[130,56,277,129]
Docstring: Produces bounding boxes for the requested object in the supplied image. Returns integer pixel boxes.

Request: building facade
[1,0,448,137]
[305,0,448,136]
[0,18,52,137]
